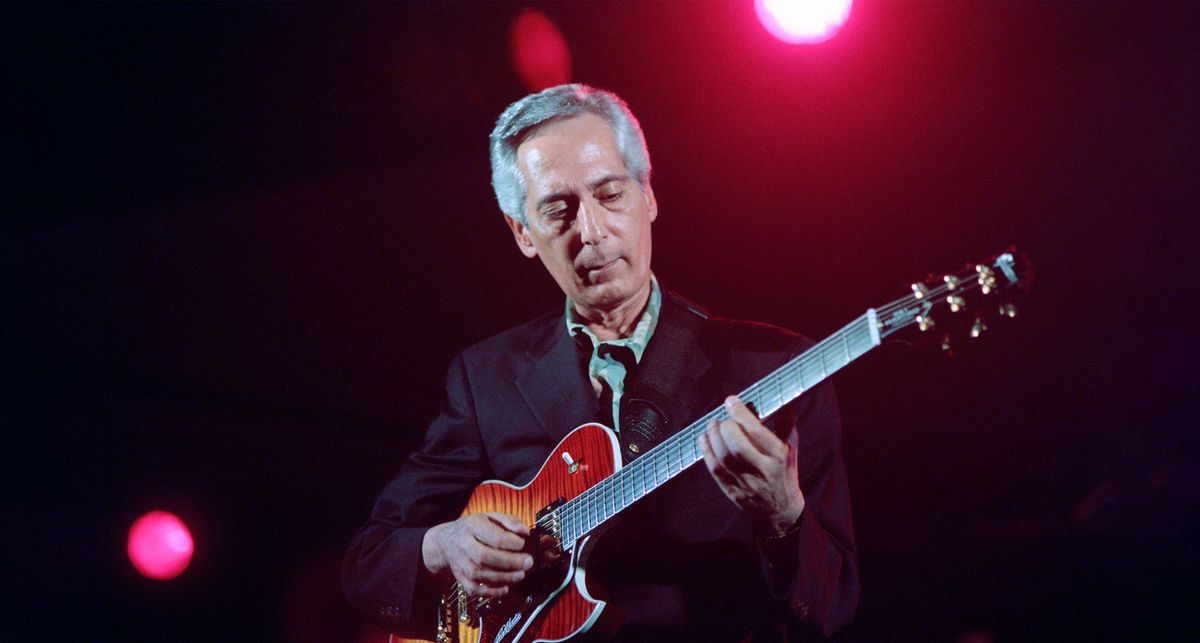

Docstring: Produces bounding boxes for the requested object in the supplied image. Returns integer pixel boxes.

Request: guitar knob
[947,295,966,312]
[970,318,988,338]
[943,275,960,290]
[917,314,935,332]
[940,333,953,353]
[912,282,929,299]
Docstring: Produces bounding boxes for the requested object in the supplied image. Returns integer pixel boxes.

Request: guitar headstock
[875,249,1030,352]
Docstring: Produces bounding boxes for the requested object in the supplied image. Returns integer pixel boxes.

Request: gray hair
[489,84,652,224]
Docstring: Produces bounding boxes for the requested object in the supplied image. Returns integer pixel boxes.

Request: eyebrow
[535,174,629,210]
[589,173,627,190]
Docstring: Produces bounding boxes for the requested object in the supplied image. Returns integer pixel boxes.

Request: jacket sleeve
[341,353,492,637]
[756,380,860,638]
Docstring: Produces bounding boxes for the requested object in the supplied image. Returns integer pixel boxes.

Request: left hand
[699,395,805,536]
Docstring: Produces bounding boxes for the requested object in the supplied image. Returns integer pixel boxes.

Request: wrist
[765,498,805,538]
[421,524,448,576]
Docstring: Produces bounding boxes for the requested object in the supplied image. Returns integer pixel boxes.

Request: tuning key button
[917,315,935,332]
[912,283,929,299]
[940,333,953,353]
[976,264,998,294]
[947,295,966,312]
[1000,303,1018,318]
[944,275,960,290]
[970,318,988,338]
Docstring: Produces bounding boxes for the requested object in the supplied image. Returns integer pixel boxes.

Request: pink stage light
[755,0,853,45]
[127,510,194,580]
[508,8,572,92]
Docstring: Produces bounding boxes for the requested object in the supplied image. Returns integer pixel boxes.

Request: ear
[505,214,539,258]
[643,185,658,223]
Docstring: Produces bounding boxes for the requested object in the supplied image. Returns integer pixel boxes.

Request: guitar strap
[618,291,709,463]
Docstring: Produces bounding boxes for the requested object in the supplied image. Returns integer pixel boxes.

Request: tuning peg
[970,317,988,338]
[947,295,966,312]
[912,282,929,299]
[976,264,998,294]
[940,333,953,353]
[944,275,960,290]
[999,303,1018,318]
[917,314,935,332]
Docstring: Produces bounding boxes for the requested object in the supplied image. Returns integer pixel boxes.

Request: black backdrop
[6,2,1198,641]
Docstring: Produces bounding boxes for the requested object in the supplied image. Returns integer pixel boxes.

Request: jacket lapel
[515,317,599,442]
[512,292,716,443]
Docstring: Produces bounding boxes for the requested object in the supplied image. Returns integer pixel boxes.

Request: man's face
[507,113,657,315]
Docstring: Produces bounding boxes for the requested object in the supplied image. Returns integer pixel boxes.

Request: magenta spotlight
[127,510,194,580]
[755,0,853,45]
[508,8,572,92]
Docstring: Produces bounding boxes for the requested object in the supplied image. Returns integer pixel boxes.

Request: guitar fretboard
[556,309,881,546]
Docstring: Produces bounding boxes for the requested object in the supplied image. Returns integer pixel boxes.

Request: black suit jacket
[343,294,859,641]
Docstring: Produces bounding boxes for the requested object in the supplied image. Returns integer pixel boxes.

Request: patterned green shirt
[565,276,662,433]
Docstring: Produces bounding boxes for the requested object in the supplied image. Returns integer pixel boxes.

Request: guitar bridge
[533,497,566,561]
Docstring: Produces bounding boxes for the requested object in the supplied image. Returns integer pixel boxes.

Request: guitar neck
[557,309,882,546]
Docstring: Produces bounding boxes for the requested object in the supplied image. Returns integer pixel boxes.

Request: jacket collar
[514,288,712,439]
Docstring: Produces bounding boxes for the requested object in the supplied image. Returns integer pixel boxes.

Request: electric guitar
[392,250,1027,643]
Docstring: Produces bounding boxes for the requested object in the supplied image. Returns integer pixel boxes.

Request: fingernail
[724,396,736,408]
[524,556,533,569]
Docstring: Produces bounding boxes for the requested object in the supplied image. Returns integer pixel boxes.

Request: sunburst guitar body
[391,423,624,643]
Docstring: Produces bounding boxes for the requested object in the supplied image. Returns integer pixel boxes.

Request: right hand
[422,512,534,599]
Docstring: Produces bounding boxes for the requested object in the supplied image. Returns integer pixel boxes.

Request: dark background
[6,2,1198,641]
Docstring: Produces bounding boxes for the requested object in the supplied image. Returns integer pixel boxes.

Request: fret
[770,376,782,417]
[819,341,829,378]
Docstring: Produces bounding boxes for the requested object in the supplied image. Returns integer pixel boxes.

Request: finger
[466,565,527,586]
[705,418,732,464]
[471,515,528,552]
[724,396,785,458]
[474,545,534,572]
[463,580,509,599]
[717,418,772,473]
[699,432,739,488]
[486,512,531,537]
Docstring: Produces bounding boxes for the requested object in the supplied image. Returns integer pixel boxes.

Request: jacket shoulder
[701,315,815,356]
[458,308,562,364]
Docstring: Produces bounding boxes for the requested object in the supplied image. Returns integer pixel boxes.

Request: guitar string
[568,317,875,530]
[557,272,1008,540]
[557,314,878,539]
[452,269,1011,610]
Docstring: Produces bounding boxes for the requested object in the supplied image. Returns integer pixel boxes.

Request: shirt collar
[565,275,661,363]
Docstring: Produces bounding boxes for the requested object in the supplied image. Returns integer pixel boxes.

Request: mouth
[578,258,620,282]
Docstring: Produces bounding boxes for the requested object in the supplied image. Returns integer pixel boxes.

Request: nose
[577,198,609,246]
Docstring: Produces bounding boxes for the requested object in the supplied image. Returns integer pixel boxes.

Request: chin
[577,278,639,311]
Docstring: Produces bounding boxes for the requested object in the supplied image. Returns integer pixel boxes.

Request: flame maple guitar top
[390,423,621,643]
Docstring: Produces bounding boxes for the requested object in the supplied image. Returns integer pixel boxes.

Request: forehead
[517,114,627,190]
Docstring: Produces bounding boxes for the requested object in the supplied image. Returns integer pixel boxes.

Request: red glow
[508,8,571,92]
[755,0,853,45]
[127,510,194,580]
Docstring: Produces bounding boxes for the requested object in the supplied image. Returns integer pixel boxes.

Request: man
[343,84,859,641]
